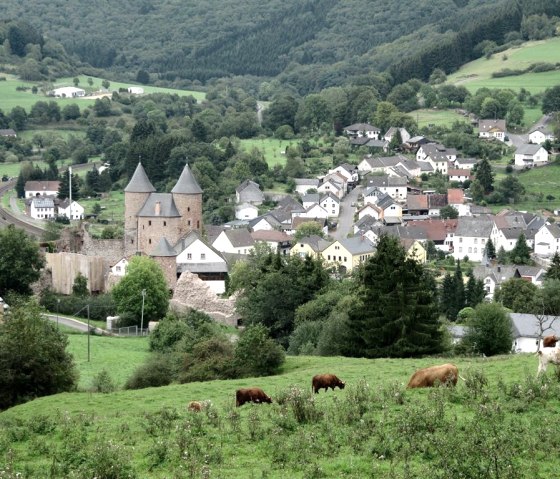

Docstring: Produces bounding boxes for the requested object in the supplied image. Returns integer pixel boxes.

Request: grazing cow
[542,335,559,348]
[312,374,346,394]
[187,401,203,412]
[235,387,273,407]
[537,347,560,374]
[407,363,459,389]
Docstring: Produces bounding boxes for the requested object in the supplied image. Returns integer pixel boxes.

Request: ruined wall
[170,271,238,326]
[46,252,107,294]
[81,228,124,267]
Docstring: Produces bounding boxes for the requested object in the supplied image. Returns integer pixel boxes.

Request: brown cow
[543,335,559,348]
[187,401,203,412]
[235,387,273,407]
[312,374,346,394]
[406,363,459,389]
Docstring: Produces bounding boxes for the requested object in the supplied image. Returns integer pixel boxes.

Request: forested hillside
[3,0,560,93]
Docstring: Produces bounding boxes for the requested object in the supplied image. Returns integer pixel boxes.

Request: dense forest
[2,0,560,94]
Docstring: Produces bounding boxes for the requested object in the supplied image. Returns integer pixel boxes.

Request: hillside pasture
[447,37,560,94]
[240,138,298,167]
[1,352,559,478]
[412,108,469,129]
[509,163,560,212]
[0,72,205,112]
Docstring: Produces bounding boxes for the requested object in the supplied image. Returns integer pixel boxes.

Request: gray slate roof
[510,313,560,338]
[367,175,407,188]
[137,193,180,217]
[171,164,203,194]
[124,163,156,193]
[295,235,332,253]
[32,197,54,208]
[515,144,543,155]
[339,236,376,255]
[150,237,177,257]
[222,228,255,247]
[455,216,493,237]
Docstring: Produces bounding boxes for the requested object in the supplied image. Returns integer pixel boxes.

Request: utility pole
[140,289,146,336]
[87,304,90,362]
[69,166,72,221]
[56,298,60,329]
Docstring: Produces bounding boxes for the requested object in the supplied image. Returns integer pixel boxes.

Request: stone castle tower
[124,163,203,257]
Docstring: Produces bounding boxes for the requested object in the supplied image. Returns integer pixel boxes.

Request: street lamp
[140,289,146,336]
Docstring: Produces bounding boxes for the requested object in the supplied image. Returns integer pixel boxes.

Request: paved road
[332,185,362,241]
[44,314,109,335]
[507,114,550,149]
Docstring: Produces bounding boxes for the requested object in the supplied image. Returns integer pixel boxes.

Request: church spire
[171,163,202,194]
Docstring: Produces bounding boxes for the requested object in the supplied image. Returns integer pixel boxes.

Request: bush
[235,324,285,376]
[124,355,174,390]
[149,316,190,352]
[179,336,238,383]
[90,369,117,393]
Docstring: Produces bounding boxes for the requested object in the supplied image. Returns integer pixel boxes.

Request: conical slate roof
[171,164,203,194]
[150,237,177,257]
[124,163,156,193]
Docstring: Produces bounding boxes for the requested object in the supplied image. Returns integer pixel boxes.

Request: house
[384,127,411,144]
[490,211,545,252]
[358,155,413,177]
[528,125,555,144]
[472,264,545,300]
[353,214,381,234]
[127,86,144,95]
[400,238,427,264]
[291,235,332,259]
[294,178,320,196]
[405,218,458,253]
[321,236,376,274]
[478,119,506,142]
[343,123,381,139]
[57,199,84,220]
[317,176,344,199]
[448,168,472,183]
[376,194,403,223]
[514,144,549,168]
[298,203,329,220]
[25,180,60,198]
[452,215,494,261]
[403,135,429,152]
[251,230,292,255]
[447,189,469,217]
[301,193,320,209]
[366,175,408,202]
[235,202,259,220]
[28,196,55,220]
[52,86,86,98]
[453,157,478,170]
[248,215,280,232]
[416,143,457,174]
[236,180,264,205]
[357,203,383,221]
[510,313,560,353]
[362,186,384,205]
[175,231,229,294]
[329,163,359,187]
[406,193,448,217]
[290,217,328,237]
[320,192,340,218]
[534,222,560,257]
[212,228,255,255]
[110,258,129,277]
[0,129,17,137]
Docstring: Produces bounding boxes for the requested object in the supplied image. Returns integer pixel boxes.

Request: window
[187,253,192,260]
[468,247,472,253]
[188,207,190,212]
[201,253,206,260]
[328,255,331,260]
[149,220,152,226]
[163,221,167,226]
[188,220,191,226]
[459,237,462,243]
[149,239,152,244]
[459,247,463,253]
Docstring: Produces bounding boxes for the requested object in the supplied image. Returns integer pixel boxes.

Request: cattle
[187,401,203,412]
[406,363,459,389]
[312,374,346,394]
[542,335,559,348]
[235,387,273,407]
[537,347,560,374]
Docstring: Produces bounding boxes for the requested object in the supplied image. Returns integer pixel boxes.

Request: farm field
[1,351,558,478]
[240,138,299,167]
[0,72,205,112]
[507,163,560,213]
[447,37,560,94]
[412,108,469,129]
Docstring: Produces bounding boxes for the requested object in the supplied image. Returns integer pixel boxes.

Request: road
[44,313,109,335]
[332,185,362,241]
[507,114,549,149]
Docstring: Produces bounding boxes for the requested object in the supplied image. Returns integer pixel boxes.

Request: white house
[24,180,60,198]
[344,123,381,139]
[357,204,382,221]
[510,313,560,353]
[52,87,85,98]
[235,202,259,220]
[317,177,344,199]
[251,230,292,255]
[528,125,555,144]
[366,175,408,202]
[212,228,255,255]
[110,258,129,277]
[176,231,229,294]
[298,203,329,220]
[448,168,471,183]
[453,157,478,170]
[534,223,560,257]
[478,119,506,142]
[294,178,320,196]
[29,196,55,220]
[320,192,340,217]
[127,86,144,95]
[236,180,264,205]
[452,216,493,262]
[58,199,84,220]
[384,127,411,144]
[514,144,549,168]
[329,164,359,185]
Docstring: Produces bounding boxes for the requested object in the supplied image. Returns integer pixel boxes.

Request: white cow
[537,347,560,374]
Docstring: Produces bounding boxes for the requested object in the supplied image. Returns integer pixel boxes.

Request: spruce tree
[453,260,465,317]
[347,234,443,358]
[545,252,560,280]
[475,159,494,194]
[485,238,496,260]
[440,273,456,320]
[466,271,486,307]
[509,233,532,265]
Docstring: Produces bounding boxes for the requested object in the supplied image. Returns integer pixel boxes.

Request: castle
[124,162,203,258]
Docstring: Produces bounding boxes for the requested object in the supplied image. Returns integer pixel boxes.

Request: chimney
[155,201,161,216]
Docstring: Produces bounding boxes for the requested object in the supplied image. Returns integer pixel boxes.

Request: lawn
[240,138,299,167]
[507,163,560,212]
[447,37,560,94]
[1,352,559,478]
[0,72,205,112]
[411,108,470,129]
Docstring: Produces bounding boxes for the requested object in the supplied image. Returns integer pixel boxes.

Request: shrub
[234,324,285,376]
[124,355,174,390]
[91,369,117,393]
[179,336,238,383]
[149,317,190,352]
[275,386,322,424]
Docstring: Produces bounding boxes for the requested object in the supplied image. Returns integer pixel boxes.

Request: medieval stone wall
[46,252,107,294]
[170,271,238,326]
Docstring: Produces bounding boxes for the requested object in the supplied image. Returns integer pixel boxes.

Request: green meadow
[240,138,298,167]
[506,163,560,213]
[1,347,559,478]
[0,72,205,112]
[412,108,470,129]
[448,37,560,94]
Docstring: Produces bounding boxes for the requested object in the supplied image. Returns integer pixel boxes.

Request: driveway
[332,185,362,241]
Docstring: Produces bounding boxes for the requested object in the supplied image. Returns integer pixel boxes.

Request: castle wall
[124,191,149,256]
[173,193,203,237]
[137,217,182,254]
[153,256,177,290]
[46,252,107,294]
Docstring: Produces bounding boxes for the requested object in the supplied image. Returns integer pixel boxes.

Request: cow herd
[186,364,463,411]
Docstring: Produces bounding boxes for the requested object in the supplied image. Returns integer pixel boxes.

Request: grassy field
[240,138,299,167]
[412,108,470,129]
[17,127,86,142]
[66,333,150,390]
[78,190,125,220]
[0,72,205,112]
[506,163,560,213]
[1,351,559,478]
[447,37,560,94]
